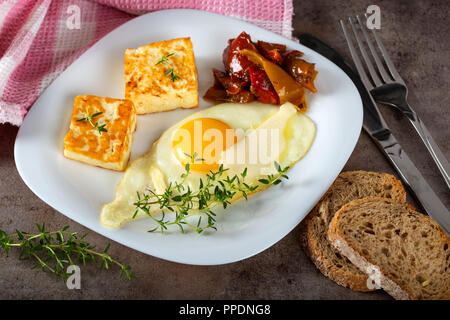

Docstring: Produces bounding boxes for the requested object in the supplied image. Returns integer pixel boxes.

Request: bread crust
[300,171,406,292]
[300,208,373,291]
[328,197,450,300]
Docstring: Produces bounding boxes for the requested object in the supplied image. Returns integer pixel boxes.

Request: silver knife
[298,33,450,235]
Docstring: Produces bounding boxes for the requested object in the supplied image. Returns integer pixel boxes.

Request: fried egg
[101,102,315,227]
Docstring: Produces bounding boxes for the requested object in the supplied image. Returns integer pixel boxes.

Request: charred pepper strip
[203,86,255,104]
[212,69,242,95]
[256,40,286,65]
[283,50,318,93]
[204,69,255,103]
[224,31,258,82]
[240,49,307,109]
[247,65,279,105]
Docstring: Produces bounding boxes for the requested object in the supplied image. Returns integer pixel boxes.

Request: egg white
[101,102,315,227]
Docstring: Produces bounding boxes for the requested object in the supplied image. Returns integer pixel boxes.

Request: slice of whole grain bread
[300,171,406,291]
[328,197,450,300]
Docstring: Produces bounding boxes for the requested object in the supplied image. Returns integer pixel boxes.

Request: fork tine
[370,26,405,84]
[357,15,392,83]
[340,19,374,90]
[348,17,382,87]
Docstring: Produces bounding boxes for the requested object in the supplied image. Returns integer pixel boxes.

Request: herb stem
[0,225,135,280]
[133,161,289,234]
[76,111,108,134]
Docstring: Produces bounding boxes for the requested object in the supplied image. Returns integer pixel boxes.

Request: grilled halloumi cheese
[124,37,199,114]
[63,95,136,171]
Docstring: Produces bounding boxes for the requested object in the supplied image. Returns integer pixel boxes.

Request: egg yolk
[172,118,237,173]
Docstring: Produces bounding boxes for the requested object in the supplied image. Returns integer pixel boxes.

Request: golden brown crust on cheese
[125,37,199,114]
[63,95,136,171]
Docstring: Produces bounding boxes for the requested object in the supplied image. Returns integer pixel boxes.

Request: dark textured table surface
[0,0,449,299]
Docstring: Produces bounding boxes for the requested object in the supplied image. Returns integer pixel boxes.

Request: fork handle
[400,103,450,190]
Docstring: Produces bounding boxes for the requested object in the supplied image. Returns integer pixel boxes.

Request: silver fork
[342,15,450,190]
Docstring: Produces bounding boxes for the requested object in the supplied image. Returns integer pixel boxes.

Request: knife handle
[299,33,450,235]
[370,129,450,235]
[405,106,450,189]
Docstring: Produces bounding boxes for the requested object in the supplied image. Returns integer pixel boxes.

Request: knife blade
[298,33,450,235]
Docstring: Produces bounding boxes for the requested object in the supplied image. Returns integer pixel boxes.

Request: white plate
[15,9,362,265]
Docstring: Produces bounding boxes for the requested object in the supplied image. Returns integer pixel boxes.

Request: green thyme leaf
[77,111,108,135]
[156,53,175,65]
[133,158,289,234]
[163,68,181,82]
[0,225,135,280]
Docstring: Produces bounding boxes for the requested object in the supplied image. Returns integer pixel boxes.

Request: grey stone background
[0,0,448,299]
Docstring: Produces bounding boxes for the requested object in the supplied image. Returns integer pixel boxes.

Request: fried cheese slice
[64,95,136,171]
[125,37,199,114]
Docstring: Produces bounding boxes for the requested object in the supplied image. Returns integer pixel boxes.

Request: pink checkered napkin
[0,0,294,126]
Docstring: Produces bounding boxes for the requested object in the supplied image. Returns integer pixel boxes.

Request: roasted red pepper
[205,31,317,109]
[282,50,304,59]
[223,31,258,82]
[222,38,235,66]
[247,65,279,105]
[241,49,307,109]
[212,69,242,95]
[256,41,286,65]
[203,86,255,103]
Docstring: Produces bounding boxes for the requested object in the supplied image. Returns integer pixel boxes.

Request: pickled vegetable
[256,40,286,65]
[247,65,279,104]
[240,49,307,109]
[223,31,257,82]
[283,51,318,93]
[203,31,317,111]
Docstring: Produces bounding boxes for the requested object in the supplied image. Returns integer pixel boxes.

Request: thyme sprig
[76,111,108,134]
[0,224,135,280]
[155,52,181,82]
[133,160,289,234]
[156,53,175,65]
[164,68,181,82]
